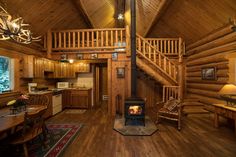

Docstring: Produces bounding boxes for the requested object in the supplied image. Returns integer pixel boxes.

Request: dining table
[0,105,47,135]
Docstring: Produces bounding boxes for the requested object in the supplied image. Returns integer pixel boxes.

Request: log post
[178,61,184,101]
[47,29,52,59]
[125,25,131,56]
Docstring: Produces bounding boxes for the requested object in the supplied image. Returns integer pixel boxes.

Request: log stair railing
[136,34,179,85]
[145,38,185,58]
[162,86,180,102]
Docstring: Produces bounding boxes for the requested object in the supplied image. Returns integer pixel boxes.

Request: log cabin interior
[0,0,236,156]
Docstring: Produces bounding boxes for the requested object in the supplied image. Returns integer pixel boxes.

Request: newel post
[178,61,184,101]
[47,29,52,59]
[125,25,131,56]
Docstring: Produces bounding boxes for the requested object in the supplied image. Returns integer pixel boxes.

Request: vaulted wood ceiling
[1,0,236,46]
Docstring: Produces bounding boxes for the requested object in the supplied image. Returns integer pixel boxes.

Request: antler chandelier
[0,6,40,44]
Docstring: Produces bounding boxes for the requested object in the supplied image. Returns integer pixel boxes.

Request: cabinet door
[34,58,44,78]
[71,90,89,108]
[22,55,34,78]
[44,59,55,72]
[54,62,61,78]
[62,90,71,108]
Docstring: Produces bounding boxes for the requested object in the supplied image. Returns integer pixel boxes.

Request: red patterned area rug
[29,123,82,157]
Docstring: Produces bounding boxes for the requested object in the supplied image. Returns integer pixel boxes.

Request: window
[0,56,12,92]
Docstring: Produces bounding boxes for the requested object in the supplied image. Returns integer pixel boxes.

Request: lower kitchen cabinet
[63,89,92,109]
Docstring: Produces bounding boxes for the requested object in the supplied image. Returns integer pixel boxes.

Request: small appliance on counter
[57,82,69,89]
[28,83,37,93]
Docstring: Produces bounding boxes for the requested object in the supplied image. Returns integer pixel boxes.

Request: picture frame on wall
[201,67,216,80]
[77,54,83,60]
[91,53,98,59]
[116,67,125,78]
[61,54,67,60]
[112,52,118,60]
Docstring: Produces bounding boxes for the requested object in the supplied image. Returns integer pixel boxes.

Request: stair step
[183,105,204,110]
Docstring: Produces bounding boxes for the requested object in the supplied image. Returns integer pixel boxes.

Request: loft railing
[136,34,178,84]
[44,28,128,52]
[145,38,185,58]
[162,85,180,102]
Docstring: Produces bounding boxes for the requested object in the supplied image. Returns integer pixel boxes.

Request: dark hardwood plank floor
[47,105,236,157]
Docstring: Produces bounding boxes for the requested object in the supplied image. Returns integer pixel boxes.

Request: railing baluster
[106,30,108,46]
[101,31,104,47]
[63,32,66,48]
[92,31,94,48]
[73,32,75,48]
[82,31,85,48]
[77,32,80,48]
[68,32,71,48]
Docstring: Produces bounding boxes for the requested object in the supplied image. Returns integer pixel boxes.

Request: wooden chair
[27,94,50,133]
[9,108,47,157]
[156,97,182,130]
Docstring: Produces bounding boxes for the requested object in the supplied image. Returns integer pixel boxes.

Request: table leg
[214,112,219,128]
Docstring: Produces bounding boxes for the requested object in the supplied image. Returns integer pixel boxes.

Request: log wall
[186,23,236,105]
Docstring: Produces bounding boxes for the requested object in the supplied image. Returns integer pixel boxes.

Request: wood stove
[124,0,145,126]
[125,97,145,126]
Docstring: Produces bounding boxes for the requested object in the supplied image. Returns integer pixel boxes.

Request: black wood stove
[125,97,145,126]
[124,0,145,126]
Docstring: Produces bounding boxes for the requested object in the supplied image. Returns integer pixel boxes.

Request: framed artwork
[77,54,83,60]
[116,67,125,78]
[91,53,98,59]
[201,67,216,80]
[61,54,67,60]
[112,52,118,60]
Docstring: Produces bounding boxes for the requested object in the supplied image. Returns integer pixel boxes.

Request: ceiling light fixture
[117,13,124,20]
[0,6,40,44]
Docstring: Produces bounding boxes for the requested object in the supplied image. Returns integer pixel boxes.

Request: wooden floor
[47,104,236,157]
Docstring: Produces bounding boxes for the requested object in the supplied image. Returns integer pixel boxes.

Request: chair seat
[10,128,43,145]
[158,108,178,115]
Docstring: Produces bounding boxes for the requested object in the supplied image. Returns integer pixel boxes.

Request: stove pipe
[130,0,137,97]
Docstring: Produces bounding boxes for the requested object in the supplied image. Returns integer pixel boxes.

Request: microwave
[57,82,69,89]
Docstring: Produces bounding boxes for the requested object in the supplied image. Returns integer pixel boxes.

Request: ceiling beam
[144,0,172,37]
[115,0,126,28]
[70,0,94,28]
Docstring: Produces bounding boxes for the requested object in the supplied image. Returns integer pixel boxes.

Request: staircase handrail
[136,34,178,84]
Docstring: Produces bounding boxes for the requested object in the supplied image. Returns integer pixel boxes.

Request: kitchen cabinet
[63,89,92,109]
[74,63,90,73]
[62,89,71,108]
[43,59,54,72]
[34,57,44,78]
[54,62,76,78]
[22,55,34,78]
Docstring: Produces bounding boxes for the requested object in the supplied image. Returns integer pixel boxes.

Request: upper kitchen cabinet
[43,59,55,72]
[34,57,45,78]
[22,55,34,78]
[74,63,90,73]
[54,62,76,78]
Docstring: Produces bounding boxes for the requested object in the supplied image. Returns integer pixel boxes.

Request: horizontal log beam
[186,23,235,51]
[187,32,236,56]
[187,54,228,66]
[186,93,225,105]
[186,69,228,77]
[187,42,236,61]
[186,62,228,72]
[187,88,220,99]
[187,83,223,91]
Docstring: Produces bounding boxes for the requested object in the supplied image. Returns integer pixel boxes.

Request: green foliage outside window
[0,56,10,93]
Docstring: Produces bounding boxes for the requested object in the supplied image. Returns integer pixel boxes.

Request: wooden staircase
[136,34,180,86]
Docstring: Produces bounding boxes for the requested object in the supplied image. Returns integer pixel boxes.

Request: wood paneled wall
[108,55,131,115]
[137,71,162,108]
[148,0,236,45]
[186,23,236,105]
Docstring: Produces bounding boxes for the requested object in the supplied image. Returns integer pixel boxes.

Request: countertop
[28,88,92,95]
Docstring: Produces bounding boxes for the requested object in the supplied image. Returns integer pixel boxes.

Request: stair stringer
[136,57,177,86]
